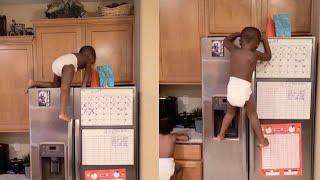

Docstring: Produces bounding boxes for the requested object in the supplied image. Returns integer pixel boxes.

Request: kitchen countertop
[172,128,202,144]
[0,174,28,180]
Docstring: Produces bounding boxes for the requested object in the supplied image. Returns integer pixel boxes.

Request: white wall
[160,85,202,113]
[0,133,29,159]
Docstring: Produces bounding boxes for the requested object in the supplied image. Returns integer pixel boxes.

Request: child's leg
[27,75,61,88]
[245,95,269,147]
[170,163,183,180]
[59,65,74,122]
[215,103,237,141]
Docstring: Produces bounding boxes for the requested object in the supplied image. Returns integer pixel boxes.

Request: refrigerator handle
[240,108,248,178]
[75,119,80,180]
[67,120,73,180]
[249,125,255,172]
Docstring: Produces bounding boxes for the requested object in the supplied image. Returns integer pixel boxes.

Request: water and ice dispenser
[212,96,239,139]
[40,143,66,180]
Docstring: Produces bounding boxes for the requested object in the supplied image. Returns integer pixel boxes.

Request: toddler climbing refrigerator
[29,87,138,180]
[201,37,316,180]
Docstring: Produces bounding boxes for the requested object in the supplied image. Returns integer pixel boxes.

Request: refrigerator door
[249,37,316,180]
[29,88,74,180]
[202,37,248,180]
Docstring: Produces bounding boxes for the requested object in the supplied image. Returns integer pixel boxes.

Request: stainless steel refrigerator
[202,37,316,180]
[29,87,138,180]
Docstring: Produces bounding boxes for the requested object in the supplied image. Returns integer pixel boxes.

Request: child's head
[240,27,261,50]
[79,46,96,64]
[159,117,175,135]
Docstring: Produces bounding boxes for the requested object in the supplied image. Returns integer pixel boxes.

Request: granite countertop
[0,174,28,180]
[172,128,203,144]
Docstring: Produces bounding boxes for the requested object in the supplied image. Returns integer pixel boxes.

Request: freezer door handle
[75,119,80,180]
[240,108,249,180]
[249,126,255,172]
[67,120,73,180]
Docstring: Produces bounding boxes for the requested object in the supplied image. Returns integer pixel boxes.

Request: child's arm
[256,34,272,61]
[82,63,91,87]
[223,32,241,51]
[172,133,189,141]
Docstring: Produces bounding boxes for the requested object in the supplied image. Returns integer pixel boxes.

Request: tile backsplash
[160,85,202,113]
[0,133,29,159]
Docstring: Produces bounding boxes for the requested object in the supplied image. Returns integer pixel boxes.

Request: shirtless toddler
[159,118,189,180]
[216,27,271,147]
[28,46,96,122]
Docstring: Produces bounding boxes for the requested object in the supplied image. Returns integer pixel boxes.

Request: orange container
[266,16,275,37]
[90,66,100,87]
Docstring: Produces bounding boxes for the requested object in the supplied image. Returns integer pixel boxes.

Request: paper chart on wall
[81,88,134,126]
[257,82,311,120]
[260,123,302,177]
[256,38,313,78]
[82,129,134,165]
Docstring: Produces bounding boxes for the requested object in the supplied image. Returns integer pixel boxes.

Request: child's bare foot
[59,113,71,122]
[213,134,225,141]
[258,138,269,148]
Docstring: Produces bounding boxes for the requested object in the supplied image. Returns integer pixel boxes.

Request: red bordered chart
[260,123,302,176]
[85,168,126,180]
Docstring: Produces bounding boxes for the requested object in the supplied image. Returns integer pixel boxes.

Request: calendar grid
[256,38,313,79]
[257,82,311,120]
[82,129,134,165]
[81,88,133,126]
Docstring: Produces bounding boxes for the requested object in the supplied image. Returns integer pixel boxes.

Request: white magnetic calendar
[256,38,313,78]
[81,88,134,126]
[257,82,311,119]
[82,129,134,165]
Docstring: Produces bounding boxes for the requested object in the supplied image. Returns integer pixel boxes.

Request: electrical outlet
[182,96,189,105]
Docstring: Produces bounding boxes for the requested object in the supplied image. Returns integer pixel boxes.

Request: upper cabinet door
[206,0,257,35]
[0,43,33,132]
[160,0,204,84]
[35,26,84,83]
[85,23,134,85]
[261,0,311,33]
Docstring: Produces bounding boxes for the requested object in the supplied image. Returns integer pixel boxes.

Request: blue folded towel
[97,65,114,87]
[273,13,291,37]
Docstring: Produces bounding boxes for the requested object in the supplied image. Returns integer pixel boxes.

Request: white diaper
[227,77,252,107]
[159,158,175,180]
[52,53,78,77]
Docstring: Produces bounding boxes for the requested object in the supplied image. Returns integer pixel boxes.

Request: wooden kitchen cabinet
[205,0,312,35]
[205,0,258,35]
[34,25,85,84]
[160,0,203,84]
[174,144,202,180]
[0,36,33,132]
[33,17,134,85]
[261,0,311,33]
[175,160,202,180]
[85,23,134,84]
